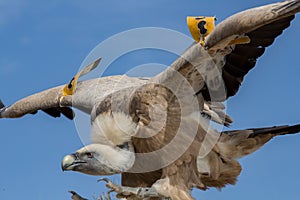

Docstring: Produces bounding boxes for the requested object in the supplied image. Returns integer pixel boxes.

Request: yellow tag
[62,74,80,96]
[187,16,216,45]
[62,58,101,96]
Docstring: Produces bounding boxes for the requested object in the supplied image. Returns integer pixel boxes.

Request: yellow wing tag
[187,16,216,46]
[62,58,102,96]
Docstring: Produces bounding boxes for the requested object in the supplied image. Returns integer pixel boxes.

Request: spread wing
[122,0,299,188]
[0,85,74,119]
[0,75,147,120]
[204,0,300,98]
[0,59,102,120]
[152,0,299,125]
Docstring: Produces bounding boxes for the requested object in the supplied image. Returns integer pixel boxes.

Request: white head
[62,143,135,175]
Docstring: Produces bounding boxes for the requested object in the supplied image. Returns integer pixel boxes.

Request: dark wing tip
[249,124,300,137]
[42,107,75,120]
[60,107,75,120]
[42,108,61,118]
[221,15,296,99]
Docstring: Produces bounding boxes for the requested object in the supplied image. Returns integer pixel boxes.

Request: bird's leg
[98,178,162,199]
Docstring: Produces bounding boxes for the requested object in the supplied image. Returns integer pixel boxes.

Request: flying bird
[0,1,300,200]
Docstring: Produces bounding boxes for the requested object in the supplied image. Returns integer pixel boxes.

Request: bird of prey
[0,1,300,200]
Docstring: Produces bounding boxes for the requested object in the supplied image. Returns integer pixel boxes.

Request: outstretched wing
[0,85,73,119]
[122,0,299,188]
[151,0,299,125]
[0,59,102,120]
[204,0,300,98]
[0,74,148,120]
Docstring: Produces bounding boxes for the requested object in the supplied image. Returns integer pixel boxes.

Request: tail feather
[219,124,300,159]
[249,124,300,137]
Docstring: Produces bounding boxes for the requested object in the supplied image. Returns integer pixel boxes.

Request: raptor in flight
[1,1,300,199]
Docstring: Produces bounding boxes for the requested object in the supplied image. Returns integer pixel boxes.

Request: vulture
[0,1,300,200]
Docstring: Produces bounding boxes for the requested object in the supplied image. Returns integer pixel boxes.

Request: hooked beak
[61,153,86,171]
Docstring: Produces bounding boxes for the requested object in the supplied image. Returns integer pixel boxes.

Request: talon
[107,189,114,195]
[97,178,161,199]
[97,178,111,183]
[98,178,122,193]
[68,190,88,200]
[105,190,113,200]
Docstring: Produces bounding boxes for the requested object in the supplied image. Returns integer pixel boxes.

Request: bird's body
[1,1,300,199]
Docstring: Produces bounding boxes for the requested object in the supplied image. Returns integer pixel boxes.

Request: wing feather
[205,1,299,49]
[151,1,299,125]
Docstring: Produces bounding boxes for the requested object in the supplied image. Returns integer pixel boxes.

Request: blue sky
[0,0,299,199]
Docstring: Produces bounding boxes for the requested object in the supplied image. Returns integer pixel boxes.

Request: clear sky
[0,0,299,199]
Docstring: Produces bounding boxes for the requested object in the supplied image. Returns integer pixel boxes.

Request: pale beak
[61,153,86,171]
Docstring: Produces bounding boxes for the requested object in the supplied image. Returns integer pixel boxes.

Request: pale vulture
[0,1,300,200]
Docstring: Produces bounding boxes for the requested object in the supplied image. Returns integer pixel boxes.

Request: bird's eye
[85,152,94,158]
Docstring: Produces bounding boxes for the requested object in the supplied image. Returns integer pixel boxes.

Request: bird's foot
[98,178,161,199]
